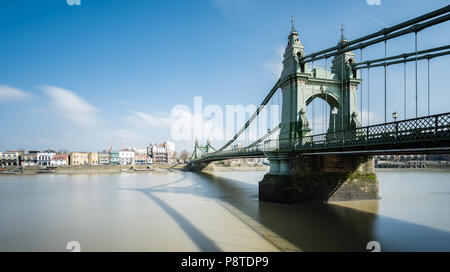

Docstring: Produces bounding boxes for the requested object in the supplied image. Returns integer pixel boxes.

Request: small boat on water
[37,167,56,173]
[0,168,23,174]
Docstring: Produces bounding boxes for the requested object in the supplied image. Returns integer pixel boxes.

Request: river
[0,169,449,251]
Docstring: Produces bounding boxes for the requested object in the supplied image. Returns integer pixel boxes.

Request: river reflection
[0,170,449,251]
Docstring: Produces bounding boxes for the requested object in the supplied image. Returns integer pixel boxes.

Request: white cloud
[128,104,227,141]
[129,111,174,128]
[42,85,98,126]
[66,0,81,6]
[366,0,381,6]
[0,85,31,101]
[264,46,284,79]
[359,10,388,27]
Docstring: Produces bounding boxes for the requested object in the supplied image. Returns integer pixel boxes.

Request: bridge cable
[312,59,315,134]
[354,45,450,69]
[427,58,430,115]
[246,124,281,149]
[322,59,325,133]
[404,56,407,119]
[322,86,325,133]
[384,38,387,123]
[278,89,281,127]
[360,49,363,125]
[367,66,370,126]
[300,9,450,64]
[215,79,281,153]
[312,78,315,133]
[325,57,328,131]
[341,50,344,131]
[415,31,418,118]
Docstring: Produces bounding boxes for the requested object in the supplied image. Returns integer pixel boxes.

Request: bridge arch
[304,87,342,134]
[305,90,340,108]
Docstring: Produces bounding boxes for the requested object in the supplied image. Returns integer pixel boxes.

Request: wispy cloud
[66,0,81,6]
[366,0,381,6]
[264,46,284,79]
[128,111,174,128]
[365,14,388,27]
[0,85,31,101]
[42,85,98,126]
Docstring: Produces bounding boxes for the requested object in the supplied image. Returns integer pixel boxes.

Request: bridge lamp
[392,111,399,122]
[331,107,338,132]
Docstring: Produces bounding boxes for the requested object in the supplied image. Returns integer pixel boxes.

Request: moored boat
[37,167,56,173]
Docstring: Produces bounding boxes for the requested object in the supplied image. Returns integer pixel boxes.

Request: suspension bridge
[188,6,450,203]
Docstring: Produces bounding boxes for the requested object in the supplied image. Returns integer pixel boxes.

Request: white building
[119,150,135,165]
[147,156,153,165]
[37,150,56,166]
[147,141,176,163]
[1,151,21,166]
[165,141,175,154]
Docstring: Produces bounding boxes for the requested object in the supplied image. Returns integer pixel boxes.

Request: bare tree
[172,151,178,163]
[180,150,189,163]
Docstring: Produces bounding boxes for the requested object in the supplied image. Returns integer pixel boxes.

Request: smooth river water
[0,169,449,252]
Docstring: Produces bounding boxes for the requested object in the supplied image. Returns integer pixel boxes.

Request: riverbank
[204,165,269,172]
[0,164,186,175]
[0,164,269,175]
[375,161,450,169]
[375,167,450,172]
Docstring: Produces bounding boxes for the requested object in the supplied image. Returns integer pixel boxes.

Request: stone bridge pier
[260,152,379,203]
[187,161,210,172]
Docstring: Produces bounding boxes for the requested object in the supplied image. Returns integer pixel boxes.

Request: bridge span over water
[189,6,450,203]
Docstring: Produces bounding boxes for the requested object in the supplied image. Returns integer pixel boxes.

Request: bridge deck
[193,112,450,163]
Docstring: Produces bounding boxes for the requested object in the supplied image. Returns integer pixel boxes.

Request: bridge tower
[260,22,377,203]
[279,23,361,144]
[189,138,216,170]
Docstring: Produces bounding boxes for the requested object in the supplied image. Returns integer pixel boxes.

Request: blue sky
[0,0,449,152]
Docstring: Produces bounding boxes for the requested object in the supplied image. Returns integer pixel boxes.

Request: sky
[0,0,449,152]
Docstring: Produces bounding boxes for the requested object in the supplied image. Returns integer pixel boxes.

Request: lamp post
[392,111,399,122]
[331,107,338,132]
[393,111,399,140]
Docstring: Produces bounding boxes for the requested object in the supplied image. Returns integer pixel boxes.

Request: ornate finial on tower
[291,15,296,32]
[340,24,346,42]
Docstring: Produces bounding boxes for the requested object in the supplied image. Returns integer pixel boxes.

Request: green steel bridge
[190,5,450,165]
[193,112,450,163]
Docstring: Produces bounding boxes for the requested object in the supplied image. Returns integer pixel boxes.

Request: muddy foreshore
[0,164,269,175]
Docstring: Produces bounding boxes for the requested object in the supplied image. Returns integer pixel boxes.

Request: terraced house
[0,151,20,166]
[109,151,120,165]
[37,149,56,166]
[88,152,98,165]
[52,154,68,166]
[119,149,135,165]
[98,152,110,165]
[69,152,89,165]
[21,151,39,166]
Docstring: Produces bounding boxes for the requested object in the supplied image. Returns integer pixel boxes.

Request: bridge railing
[194,112,450,161]
[296,112,450,150]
